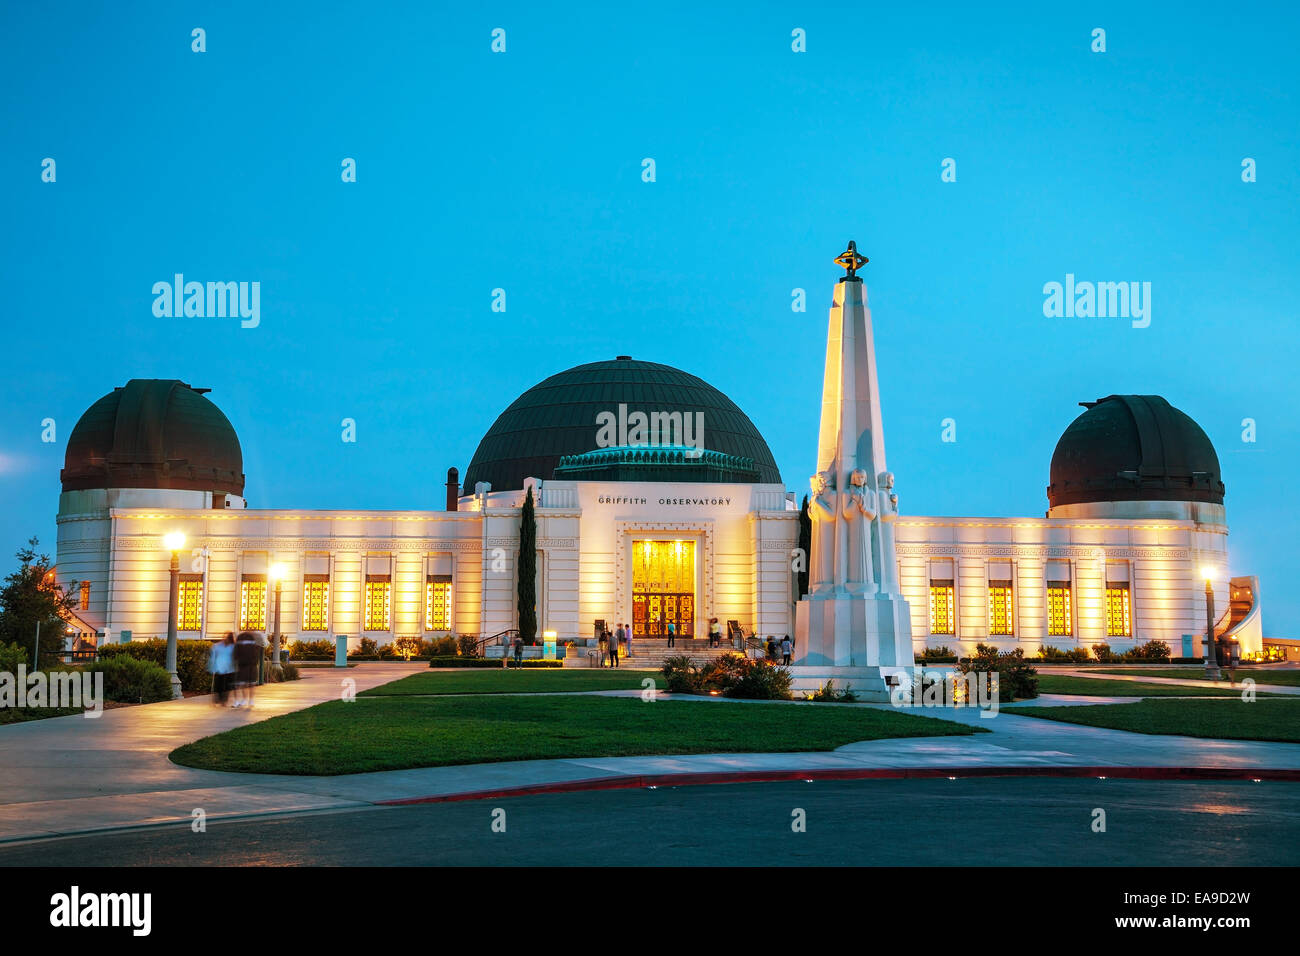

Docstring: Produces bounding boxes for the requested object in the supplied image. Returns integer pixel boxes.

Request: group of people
[764,634,794,665]
[207,631,263,707]
[598,624,632,667]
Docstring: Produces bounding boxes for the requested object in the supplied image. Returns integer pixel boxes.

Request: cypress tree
[797,495,811,599]
[517,488,538,644]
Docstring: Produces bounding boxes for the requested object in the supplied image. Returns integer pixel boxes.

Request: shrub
[663,652,793,700]
[660,655,699,694]
[1038,645,1094,663]
[428,636,458,656]
[918,645,956,662]
[805,679,859,703]
[99,639,210,693]
[728,662,793,700]
[458,634,480,657]
[393,636,422,659]
[698,652,751,694]
[84,656,173,703]
[1092,642,1115,663]
[958,645,1038,702]
[264,661,301,683]
[349,637,380,659]
[288,638,337,660]
[0,642,27,673]
[1124,639,1171,662]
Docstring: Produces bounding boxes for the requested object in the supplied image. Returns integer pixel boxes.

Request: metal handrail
[470,628,520,656]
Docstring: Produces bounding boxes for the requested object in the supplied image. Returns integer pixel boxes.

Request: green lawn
[1095,668,1300,687]
[362,669,664,696]
[1007,698,1300,743]
[170,694,985,775]
[1036,675,1271,698]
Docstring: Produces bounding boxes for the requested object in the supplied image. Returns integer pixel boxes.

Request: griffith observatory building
[52,256,1264,670]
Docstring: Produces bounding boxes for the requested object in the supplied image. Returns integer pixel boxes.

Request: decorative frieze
[895,543,1190,560]
[114,536,484,553]
[483,537,578,549]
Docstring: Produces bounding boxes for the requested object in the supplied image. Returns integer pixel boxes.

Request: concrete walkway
[1050,667,1300,695]
[1,664,1298,846]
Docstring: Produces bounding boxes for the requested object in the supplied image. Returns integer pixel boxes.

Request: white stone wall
[895,514,1231,656]
[64,486,1235,657]
[65,478,798,647]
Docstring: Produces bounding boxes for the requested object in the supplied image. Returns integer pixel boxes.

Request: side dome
[463,357,782,492]
[61,379,245,496]
[1046,395,1223,509]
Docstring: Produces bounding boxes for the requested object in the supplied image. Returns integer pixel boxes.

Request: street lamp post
[163,531,186,699]
[1201,566,1221,681]
[269,563,284,675]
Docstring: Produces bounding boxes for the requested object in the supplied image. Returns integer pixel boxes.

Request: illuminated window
[929,581,955,635]
[364,575,391,631]
[302,575,329,631]
[1046,560,1072,637]
[987,560,1013,636]
[1106,561,1132,638]
[1105,587,1132,637]
[989,583,1014,635]
[178,575,203,631]
[240,576,267,631]
[79,581,90,610]
[425,575,452,631]
[1047,584,1072,636]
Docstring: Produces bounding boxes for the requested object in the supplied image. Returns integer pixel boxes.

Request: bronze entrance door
[631,539,696,639]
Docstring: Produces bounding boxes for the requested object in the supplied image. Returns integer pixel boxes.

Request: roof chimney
[445,467,460,511]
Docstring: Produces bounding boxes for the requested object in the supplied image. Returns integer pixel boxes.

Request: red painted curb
[375,765,1300,805]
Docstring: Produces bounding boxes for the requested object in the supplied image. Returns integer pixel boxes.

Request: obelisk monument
[791,241,915,699]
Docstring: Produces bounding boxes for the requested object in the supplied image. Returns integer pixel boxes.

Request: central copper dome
[463,357,781,492]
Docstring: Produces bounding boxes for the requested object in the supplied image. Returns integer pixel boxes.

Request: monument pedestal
[792,590,913,700]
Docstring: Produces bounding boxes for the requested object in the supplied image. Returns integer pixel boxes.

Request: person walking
[765,635,777,661]
[232,631,260,708]
[666,619,676,648]
[598,630,608,667]
[781,634,792,666]
[208,632,236,705]
[708,618,720,648]
[622,623,633,659]
[513,634,524,669]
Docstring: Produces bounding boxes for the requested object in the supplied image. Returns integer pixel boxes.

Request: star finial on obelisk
[834,240,867,280]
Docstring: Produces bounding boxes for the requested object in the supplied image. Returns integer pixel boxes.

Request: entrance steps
[602,639,752,669]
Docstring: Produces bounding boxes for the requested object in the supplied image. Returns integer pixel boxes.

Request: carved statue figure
[841,468,877,588]
[876,471,900,592]
[808,470,837,591]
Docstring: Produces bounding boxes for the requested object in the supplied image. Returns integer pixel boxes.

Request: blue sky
[2,2,1296,633]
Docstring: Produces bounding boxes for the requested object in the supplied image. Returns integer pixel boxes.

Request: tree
[0,537,76,668]
[517,488,538,645]
[797,495,811,599]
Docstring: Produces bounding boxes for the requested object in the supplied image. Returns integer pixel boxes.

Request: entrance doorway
[631,539,696,639]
